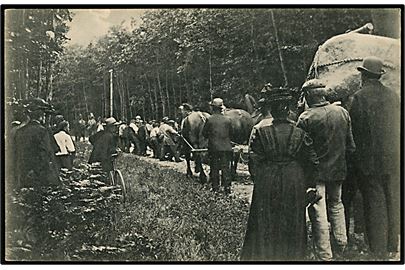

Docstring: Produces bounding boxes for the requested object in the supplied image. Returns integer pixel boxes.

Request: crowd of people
[240,56,400,261]
[6,56,400,262]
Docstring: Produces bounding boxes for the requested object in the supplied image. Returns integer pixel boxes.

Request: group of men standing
[6,54,400,261]
[240,56,400,261]
[117,116,182,162]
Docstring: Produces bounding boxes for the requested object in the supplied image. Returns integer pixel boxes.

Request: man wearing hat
[349,56,400,257]
[137,119,149,156]
[297,79,356,261]
[54,120,76,170]
[202,98,233,194]
[159,117,181,162]
[88,117,120,173]
[13,98,61,189]
[87,113,98,137]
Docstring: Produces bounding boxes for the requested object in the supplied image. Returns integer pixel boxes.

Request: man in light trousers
[297,79,356,261]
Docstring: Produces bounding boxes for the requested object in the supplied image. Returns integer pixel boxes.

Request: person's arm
[37,129,58,184]
[347,95,362,165]
[168,125,178,135]
[65,133,76,153]
[248,127,265,182]
[296,112,308,132]
[345,111,356,154]
[298,132,320,188]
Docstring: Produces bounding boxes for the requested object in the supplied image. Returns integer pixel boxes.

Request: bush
[6,142,249,261]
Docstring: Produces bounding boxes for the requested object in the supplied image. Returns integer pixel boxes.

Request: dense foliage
[5,9,72,101]
[6,8,378,123]
[6,142,250,261]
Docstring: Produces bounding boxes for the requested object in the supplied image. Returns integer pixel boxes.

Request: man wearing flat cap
[349,56,400,258]
[297,79,356,261]
[202,98,233,194]
[89,117,120,172]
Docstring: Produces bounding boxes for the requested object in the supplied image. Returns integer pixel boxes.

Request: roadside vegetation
[6,142,249,261]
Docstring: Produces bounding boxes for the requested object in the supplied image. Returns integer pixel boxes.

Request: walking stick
[178,134,208,153]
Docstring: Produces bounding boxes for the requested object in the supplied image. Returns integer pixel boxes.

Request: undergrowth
[6,142,249,261]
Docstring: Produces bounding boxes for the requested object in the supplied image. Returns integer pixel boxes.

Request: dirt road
[125,153,254,203]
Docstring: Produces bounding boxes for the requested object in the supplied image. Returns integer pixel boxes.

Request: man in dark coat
[137,120,148,156]
[13,98,60,189]
[88,117,120,172]
[297,79,356,261]
[349,56,400,258]
[202,98,233,194]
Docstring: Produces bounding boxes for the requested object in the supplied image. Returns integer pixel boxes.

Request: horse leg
[194,154,206,183]
[185,152,193,177]
[194,153,200,173]
[231,151,240,181]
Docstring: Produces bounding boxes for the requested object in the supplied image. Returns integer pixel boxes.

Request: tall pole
[270,10,288,87]
[109,69,113,117]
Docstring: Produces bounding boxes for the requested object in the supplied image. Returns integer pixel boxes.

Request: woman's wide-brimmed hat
[259,83,292,104]
[357,56,385,76]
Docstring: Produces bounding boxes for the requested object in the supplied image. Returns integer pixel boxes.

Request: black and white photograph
[2,5,402,263]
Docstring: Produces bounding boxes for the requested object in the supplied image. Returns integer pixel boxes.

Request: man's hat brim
[209,102,225,109]
[357,66,385,75]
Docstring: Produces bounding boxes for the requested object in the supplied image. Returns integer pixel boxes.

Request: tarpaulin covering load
[307,33,400,102]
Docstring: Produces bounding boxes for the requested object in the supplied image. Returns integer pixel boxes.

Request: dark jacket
[349,79,400,176]
[297,102,356,182]
[202,113,233,152]
[88,130,117,172]
[14,120,60,188]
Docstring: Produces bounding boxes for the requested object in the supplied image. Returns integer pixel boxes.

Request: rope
[238,149,249,164]
[312,57,397,76]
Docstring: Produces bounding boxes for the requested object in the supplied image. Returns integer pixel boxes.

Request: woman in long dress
[240,87,320,261]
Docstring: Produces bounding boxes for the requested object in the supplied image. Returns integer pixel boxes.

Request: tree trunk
[155,55,166,117]
[251,15,263,83]
[44,61,51,98]
[171,71,177,120]
[103,73,107,117]
[37,60,42,97]
[183,71,190,102]
[126,73,131,120]
[165,69,171,118]
[118,72,124,120]
[145,75,158,120]
[25,58,29,99]
[178,74,182,105]
[270,10,289,87]
[82,81,89,118]
[209,48,213,100]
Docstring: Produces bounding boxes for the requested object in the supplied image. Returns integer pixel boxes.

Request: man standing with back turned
[349,56,400,259]
[203,98,233,195]
[297,79,356,261]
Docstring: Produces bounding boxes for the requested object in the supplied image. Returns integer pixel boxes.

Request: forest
[4,8,398,123]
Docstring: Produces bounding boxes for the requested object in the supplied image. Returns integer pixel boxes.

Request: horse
[180,111,210,183]
[180,95,263,182]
